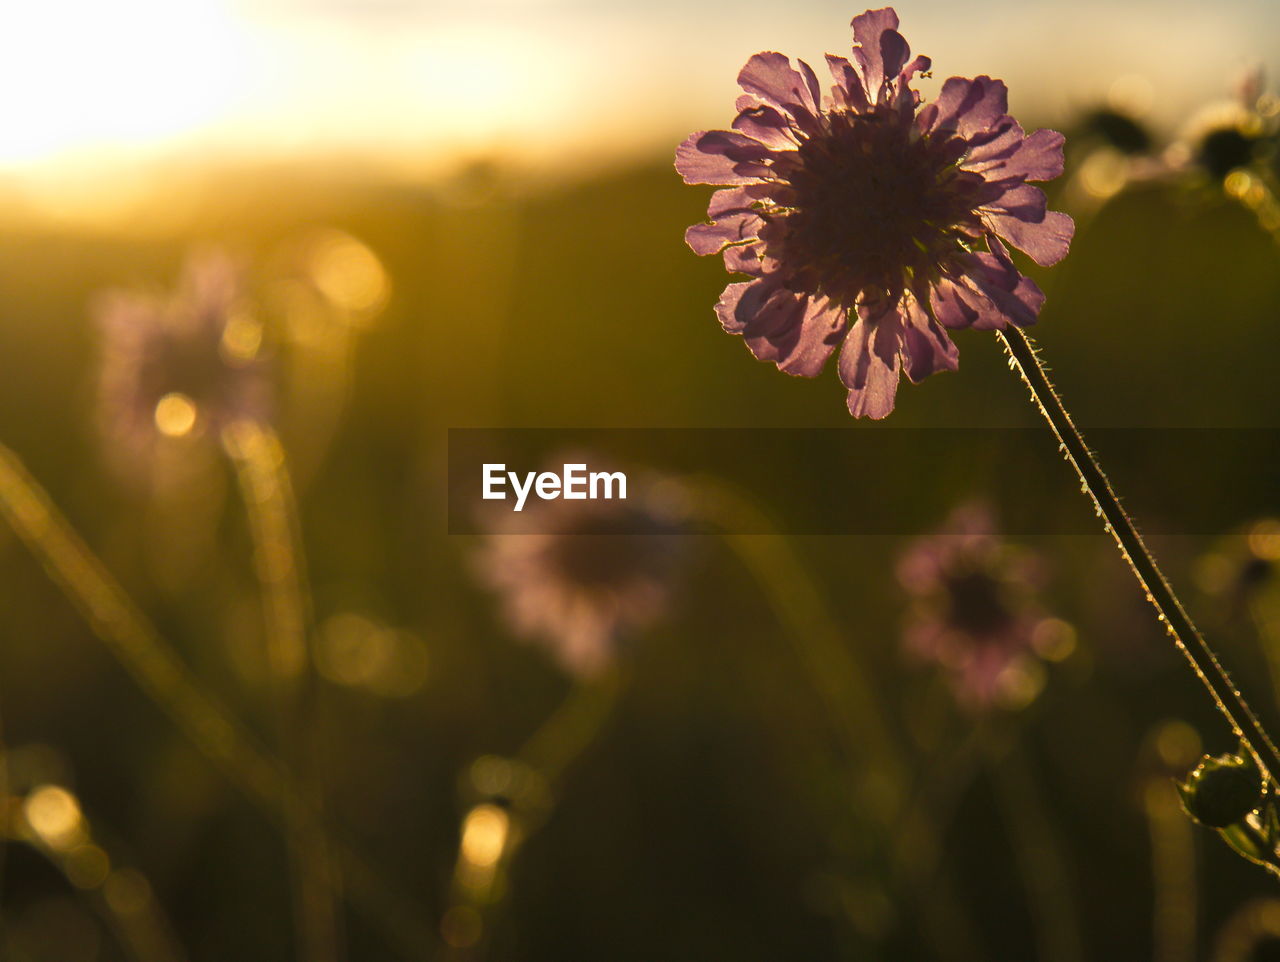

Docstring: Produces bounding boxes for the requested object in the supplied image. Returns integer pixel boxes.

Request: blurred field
[2,131,1280,962]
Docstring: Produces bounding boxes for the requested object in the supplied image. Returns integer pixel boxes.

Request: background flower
[475,466,688,677]
[898,503,1066,711]
[94,250,270,476]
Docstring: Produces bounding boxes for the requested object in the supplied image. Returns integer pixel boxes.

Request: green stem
[439,670,625,962]
[989,738,1086,962]
[0,440,434,960]
[696,480,985,962]
[1143,777,1198,962]
[998,326,1280,781]
[518,669,624,789]
[223,419,343,962]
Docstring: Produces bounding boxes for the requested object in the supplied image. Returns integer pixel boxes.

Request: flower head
[475,468,688,678]
[898,504,1065,710]
[676,8,1073,418]
[95,251,270,472]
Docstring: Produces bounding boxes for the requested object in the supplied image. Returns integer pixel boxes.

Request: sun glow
[0,0,250,166]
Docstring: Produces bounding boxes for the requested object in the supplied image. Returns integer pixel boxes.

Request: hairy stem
[998,326,1280,780]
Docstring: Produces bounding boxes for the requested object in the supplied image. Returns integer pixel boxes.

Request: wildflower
[897,504,1065,710]
[95,251,270,473]
[475,468,687,678]
[1175,66,1275,182]
[675,7,1072,418]
[1077,107,1154,156]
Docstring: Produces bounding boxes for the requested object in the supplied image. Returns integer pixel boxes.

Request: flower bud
[1177,751,1263,828]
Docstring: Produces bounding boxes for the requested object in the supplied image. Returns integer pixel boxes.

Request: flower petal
[747,295,848,377]
[933,240,1048,331]
[684,211,763,255]
[738,52,821,123]
[899,54,931,86]
[742,287,807,341]
[849,7,907,102]
[722,241,767,276]
[714,278,781,333]
[984,207,1075,266]
[901,296,959,382]
[983,182,1047,220]
[929,278,982,330]
[960,121,1024,173]
[922,76,1009,139]
[839,299,903,419]
[955,251,1047,328]
[973,272,1046,329]
[1001,128,1066,182]
[826,54,871,111]
[732,104,798,149]
[674,129,773,185]
[707,186,758,218]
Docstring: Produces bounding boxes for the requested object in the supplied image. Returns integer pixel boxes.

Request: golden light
[1078,149,1128,201]
[154,393,199,437]
[306,230,391,319]
[104,869,154,916]
[1031,617,1077,663]
[470,756,517,800]
[64,844,112,890]
[317,613,430,697]
[220,310,264,363]
[24,784,86,849]
[317,613,391,687]
[1249,519,1280,561]
[460,804,510,870]
[0,0,248,166]
[1153,720,1203,771]
[440,905,484,949]
[994,657,1047,711]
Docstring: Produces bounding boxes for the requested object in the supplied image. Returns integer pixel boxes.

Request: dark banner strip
[447,428,1280,535]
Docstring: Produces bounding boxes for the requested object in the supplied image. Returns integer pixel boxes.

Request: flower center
[769,107,985,306]
[547,513,678,591]
[945,569,1015,638]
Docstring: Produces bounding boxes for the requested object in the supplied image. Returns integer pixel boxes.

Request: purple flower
[475,469,687,678]
[95,251,270,472]
[898,504,1063,711]
[675,8,1073,418]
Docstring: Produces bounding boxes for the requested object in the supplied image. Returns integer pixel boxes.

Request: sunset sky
[2,0,1275,176]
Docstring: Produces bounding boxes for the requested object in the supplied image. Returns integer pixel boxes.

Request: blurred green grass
[1,148,1279,960]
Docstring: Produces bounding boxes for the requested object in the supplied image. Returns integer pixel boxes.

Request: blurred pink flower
[898,504,1054,710]
[475,473,687,678]
[95,251,270,473]
[676,7,1072,418]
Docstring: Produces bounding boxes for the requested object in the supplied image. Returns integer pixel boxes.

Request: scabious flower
[675,7,1073,418]
[475,470,687,678]
[898,504,1065,710]
[95,251,270,473]
[1177,67,1275,182]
